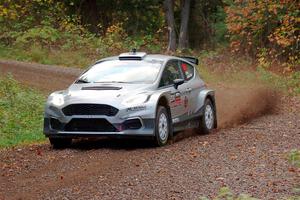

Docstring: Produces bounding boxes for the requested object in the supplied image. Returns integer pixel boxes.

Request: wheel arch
[205,93,216,110]
[197,89,217,128]
[157,96,170,111]
[156,95,172,122]
[156,95,173,138]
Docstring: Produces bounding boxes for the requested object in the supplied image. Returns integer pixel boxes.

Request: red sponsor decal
[181,63,187,72]
[171,96,182,107]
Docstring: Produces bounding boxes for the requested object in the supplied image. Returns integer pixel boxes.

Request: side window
[159,60,182,87]
[180,61,194,81]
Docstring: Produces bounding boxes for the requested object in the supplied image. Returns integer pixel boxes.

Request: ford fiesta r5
[44,52,217,148]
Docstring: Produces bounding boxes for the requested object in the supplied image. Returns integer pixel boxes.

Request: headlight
[122,94,150,106]
[50,94,64,106]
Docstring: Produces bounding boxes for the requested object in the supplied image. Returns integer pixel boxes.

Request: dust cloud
[216,86,278,128]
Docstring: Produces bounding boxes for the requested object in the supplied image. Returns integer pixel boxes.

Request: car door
[179,60,198,116]
[159,60,186,121]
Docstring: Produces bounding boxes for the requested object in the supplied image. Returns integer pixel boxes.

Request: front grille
[64,118,118,132]
[62,104,118,116]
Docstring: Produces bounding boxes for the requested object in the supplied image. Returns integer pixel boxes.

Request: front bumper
[43,103,156,138]
[44,117,155,138]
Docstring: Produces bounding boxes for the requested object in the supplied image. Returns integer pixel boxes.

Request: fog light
[123,118,142,130]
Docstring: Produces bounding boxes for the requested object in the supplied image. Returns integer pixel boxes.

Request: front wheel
[154,106,171,146]
[197,99,215,134]
[49,138,72,149]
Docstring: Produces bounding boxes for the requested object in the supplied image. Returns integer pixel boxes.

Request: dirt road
[0,60,299,200]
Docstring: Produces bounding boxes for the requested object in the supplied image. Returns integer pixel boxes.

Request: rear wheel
[154,106,171,146]
[197,99,215,134]
[49,138,72,149]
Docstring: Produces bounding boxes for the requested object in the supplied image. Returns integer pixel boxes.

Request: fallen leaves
[36,148,42,156]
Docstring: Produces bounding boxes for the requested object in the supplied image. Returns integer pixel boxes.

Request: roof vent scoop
[119,50,147,60]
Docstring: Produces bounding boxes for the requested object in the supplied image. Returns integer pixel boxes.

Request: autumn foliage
[0,0,299,72]
[225,0,299,68]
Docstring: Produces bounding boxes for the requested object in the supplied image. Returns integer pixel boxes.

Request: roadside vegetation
[200,187,300,200]
[200,187,258,200]
[0,1,298,94]
[0,75,45,148]
[289,149,300,196]
[0,1,164,67]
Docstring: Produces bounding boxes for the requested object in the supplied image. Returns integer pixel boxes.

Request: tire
[154,106,171,146]
[49,138,72,149]
[197,99,215,134]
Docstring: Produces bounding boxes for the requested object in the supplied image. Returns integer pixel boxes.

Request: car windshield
[78,59,162,84]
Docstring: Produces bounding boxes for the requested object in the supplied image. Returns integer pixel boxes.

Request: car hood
[60,83,155,105]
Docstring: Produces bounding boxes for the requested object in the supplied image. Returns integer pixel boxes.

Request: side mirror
[173,79,184,89]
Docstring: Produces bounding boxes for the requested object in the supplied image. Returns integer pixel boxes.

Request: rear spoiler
[180,56,199,65]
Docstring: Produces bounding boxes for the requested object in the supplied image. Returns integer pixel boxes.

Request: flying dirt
[216,86,278,128]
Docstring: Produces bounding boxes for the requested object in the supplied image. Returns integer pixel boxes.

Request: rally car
[44,51,217,148]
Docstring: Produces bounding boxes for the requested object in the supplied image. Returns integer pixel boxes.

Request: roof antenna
[131,48,137,54]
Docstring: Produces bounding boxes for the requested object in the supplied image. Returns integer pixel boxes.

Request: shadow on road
[69,137,156,150]
[59,129,201,151]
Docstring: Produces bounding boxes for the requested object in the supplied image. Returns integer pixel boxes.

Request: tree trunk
[178,0,191,49]
[82,0,99,33]
[164,0,176,52]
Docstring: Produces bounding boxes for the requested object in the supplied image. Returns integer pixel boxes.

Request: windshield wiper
[94,81,130,83]
[76,79,90,84]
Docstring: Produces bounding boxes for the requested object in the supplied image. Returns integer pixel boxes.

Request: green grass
[0,30,164,68]
[257,67,300,95]
[0,44,93,67]
[289,149,300,168]
[200,187,258,200]
[0,75,45,148]
[200,186,300,200]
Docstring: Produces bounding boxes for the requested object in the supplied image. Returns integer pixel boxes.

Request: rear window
[180,61,194,81]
